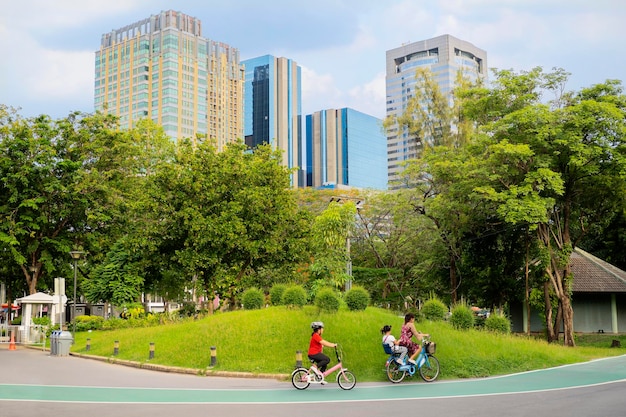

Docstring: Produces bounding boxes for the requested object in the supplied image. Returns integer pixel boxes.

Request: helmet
[311,321,324,330]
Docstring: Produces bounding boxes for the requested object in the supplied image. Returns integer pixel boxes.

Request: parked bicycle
[384,337,440,383]
[291,344,356,390]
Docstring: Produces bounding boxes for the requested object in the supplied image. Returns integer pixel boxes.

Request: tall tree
[461,69,626,345]
[309,200,357,291]
[384,68,481,302]
[0,108,127,294]
[144,141,309,304]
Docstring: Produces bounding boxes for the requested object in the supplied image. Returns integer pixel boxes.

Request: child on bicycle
[381,325,408,365]
[308,321,337,383]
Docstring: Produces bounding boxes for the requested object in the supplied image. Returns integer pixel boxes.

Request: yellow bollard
[113,340,119,356]
[86,338,91,351]
[149,342,155,359]
[210,346,217,367]
[295,350,302,368]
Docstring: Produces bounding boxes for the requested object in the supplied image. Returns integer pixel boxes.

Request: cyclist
[308,321,337,383]
[381,324,408,365]
[399,313,429,365]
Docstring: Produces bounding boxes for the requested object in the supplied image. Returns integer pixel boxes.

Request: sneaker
[395,358,404,365]
[408,359,417,365]
[320,379,327,385]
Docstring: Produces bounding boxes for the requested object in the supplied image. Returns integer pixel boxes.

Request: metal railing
[0,324,47,349]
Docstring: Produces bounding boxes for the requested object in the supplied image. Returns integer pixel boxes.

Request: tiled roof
[571,248,626,293]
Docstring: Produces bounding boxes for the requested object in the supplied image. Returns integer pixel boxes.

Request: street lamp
[69,251,84,339]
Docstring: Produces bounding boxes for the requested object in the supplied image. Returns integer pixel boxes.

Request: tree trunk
[525,234,531,335]
[559,289,576,347]
[543,281,557,343]
[450,254,458,303]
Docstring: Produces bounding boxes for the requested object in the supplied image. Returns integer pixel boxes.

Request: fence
[0,324,47,349]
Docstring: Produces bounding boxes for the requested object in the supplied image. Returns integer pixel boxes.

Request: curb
[69,350,289,380]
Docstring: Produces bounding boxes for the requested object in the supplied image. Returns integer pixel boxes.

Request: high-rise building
[385,34,487,185]
[242,55,303,187]
[306,108,387,190]
[95,10,244,147]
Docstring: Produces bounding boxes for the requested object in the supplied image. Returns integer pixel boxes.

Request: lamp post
[69,251,84,339]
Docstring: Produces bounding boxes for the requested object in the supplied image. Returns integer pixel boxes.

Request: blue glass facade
[243,55,275,146]
[306,108,387,190]
[242,55,303,186]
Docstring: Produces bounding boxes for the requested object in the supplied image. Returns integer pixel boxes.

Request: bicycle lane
[1,348,625,404]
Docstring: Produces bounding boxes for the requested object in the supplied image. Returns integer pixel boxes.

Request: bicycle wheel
[386,360,406,383]
[419,354,440,382]
[337,370,356,390]
[291,368,310,390]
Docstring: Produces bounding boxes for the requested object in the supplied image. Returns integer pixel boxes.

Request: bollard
[113,340,119,356]
[86,338,91,351]
[149,342,155,359]
[210,346,217,367]
[295,350,302,368]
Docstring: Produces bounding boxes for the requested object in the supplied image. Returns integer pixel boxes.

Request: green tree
[384,68,482,303]
[144,141,308,304]
[309,201,357,290]
[459,69,626,345]
[0,108,129,294]
[83,239,143,305]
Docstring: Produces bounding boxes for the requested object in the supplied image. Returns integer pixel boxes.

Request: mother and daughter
[381,313,429,365]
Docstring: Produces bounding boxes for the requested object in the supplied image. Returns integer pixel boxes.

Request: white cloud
[348,73,386,119]
[3,0,144,29]
[300,66,344,114]
[27,49,94,98]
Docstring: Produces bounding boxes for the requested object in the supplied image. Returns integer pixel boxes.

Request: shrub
[242,287,265,310]
[281,285,307,308]
[75,315,105,331]
[120,303,145,319]
[32,316,51,326]
[421,298,448,321]
[178,302,197,317]
[449,304,475,330]
[485,313,511,334]
[315,287,340,312]
[344,286,370,311]
[269,283,287,306]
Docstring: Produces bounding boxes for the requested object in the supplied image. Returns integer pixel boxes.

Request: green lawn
[70,306,624,382]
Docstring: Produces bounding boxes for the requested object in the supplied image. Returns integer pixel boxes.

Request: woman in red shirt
[308,322,337,378]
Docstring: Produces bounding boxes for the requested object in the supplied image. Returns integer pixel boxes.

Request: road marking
[2,355,625,404]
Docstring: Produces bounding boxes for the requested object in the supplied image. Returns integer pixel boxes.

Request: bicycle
[384,337,440,383]
[291,344,357,390]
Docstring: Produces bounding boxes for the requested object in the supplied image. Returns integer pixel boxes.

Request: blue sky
[1,0,624,120]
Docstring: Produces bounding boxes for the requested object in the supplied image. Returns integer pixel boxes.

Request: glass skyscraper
[242,55,303,187]
[385,34,487,186]
[95,10,244,147]
[306,108,387,190]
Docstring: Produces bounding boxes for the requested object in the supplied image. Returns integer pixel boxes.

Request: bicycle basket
[425,341,436,354]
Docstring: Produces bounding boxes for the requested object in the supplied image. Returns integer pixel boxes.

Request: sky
[1,0,625,121]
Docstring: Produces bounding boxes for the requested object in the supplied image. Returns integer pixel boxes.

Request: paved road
[1,346,625,417]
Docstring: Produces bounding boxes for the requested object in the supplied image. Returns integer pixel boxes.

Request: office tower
[95,10,244,147]
[385,34,487,185]
[242,55,303,187]
[306,108,387,190]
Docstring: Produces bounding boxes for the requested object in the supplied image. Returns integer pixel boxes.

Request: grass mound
[71,306,622,381]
